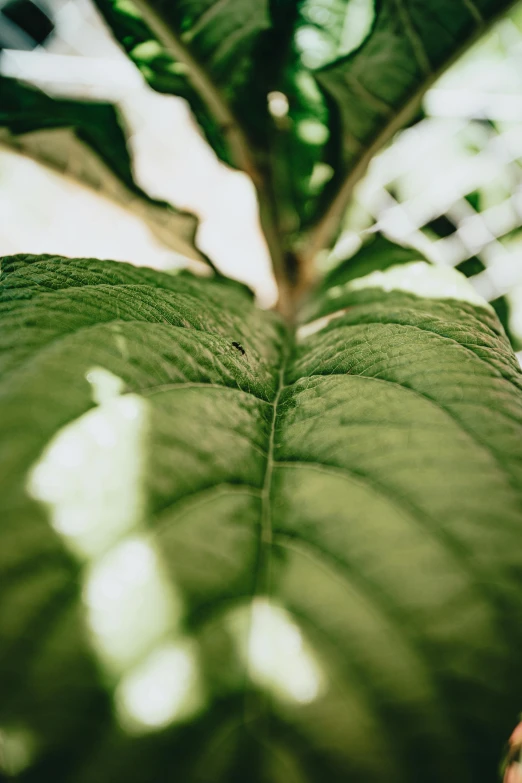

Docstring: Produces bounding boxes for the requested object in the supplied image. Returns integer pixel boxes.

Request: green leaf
[91,0,273,171]
[303,230,434,325]
[0,76,202,262]
[320,231,428,293]
[454,257,518,350]
[310,0,518,250]
[91,0,235,166]
[308,232,519,349]
[2,251,522,781]
[91,0,517,254]
[90,0,338,235]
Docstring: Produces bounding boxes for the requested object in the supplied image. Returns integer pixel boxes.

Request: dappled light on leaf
[297,0,375,69]
[115,641,203,733]
[84,536,182,673]
[3,234,522,777]
[229,598,325,705]
[297,119,330,146]
[26,363,201,736]
[2,0,522,777]
[86,366,126,405]
[28,367,149,559]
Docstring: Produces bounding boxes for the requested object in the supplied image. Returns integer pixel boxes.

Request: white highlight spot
[131,40,163,61]
[85,537,181,672]
[26,367,202,730]
[267,91,289,118]
[298,0,374,68]
[116,642,201,731]
[296,26,331,69]
[27,390,148,558]
[340,261,493,310]
[85,366,126,405]
[297,119,329,145]
[309,162,334,192]
[337,0,375,59]
[229,599,324,705]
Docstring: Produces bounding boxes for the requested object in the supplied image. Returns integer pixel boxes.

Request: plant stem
[130,0,289,305]
[131,0,257,185]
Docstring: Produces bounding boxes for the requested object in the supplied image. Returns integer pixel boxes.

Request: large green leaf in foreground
[1,253,522,781]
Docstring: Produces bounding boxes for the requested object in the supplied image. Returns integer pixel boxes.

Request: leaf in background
[310,0,517,250]
[455,255,516,348]
[0,76,203,263]
[2,251,522,781]
[307,231,518,348]
[321,231,427,291]
[91,0,520,256]
[89,0,339,240]
[90,0,234,166]
[91,0,272,172]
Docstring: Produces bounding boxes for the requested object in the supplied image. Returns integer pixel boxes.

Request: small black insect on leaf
[231,341,246,356]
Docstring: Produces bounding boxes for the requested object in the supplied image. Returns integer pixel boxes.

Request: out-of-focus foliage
[0,75,202,261]
[90,0,235,165]
[91,0,517,244]
[0,0,517,259]
[329,10,522,350]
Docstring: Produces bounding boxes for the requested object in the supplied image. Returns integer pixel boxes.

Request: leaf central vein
[256,340,291,598]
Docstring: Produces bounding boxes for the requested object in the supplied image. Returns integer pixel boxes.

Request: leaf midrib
[256,336,292,600]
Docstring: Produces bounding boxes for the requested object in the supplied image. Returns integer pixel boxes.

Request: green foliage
[0,76,201,261]
[2,2,522,781]
[1,0,515,260]
[1,252,522,781]
[91,0,235,165]
[90,0,516,241]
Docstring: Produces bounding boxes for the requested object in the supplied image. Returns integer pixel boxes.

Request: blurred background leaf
[325,6,522,351]
[0,74,203,262]
[91,0,235,166]
[88,0,518,252]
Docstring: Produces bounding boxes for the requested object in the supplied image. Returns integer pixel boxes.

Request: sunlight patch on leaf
[296,71,323,102]
[131,40,163,61]
[296,26,333,69]
[297,0,375,69]
[26,365,202,728]
[297,120,330,145]
[309,162,334,192]
[28,368,149,559]
[84,536,182,673]
[85,366,126,405]
[114,0,140,18]
[5,254,522,778]
[229,599,325,705]
[115,641,203,733]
